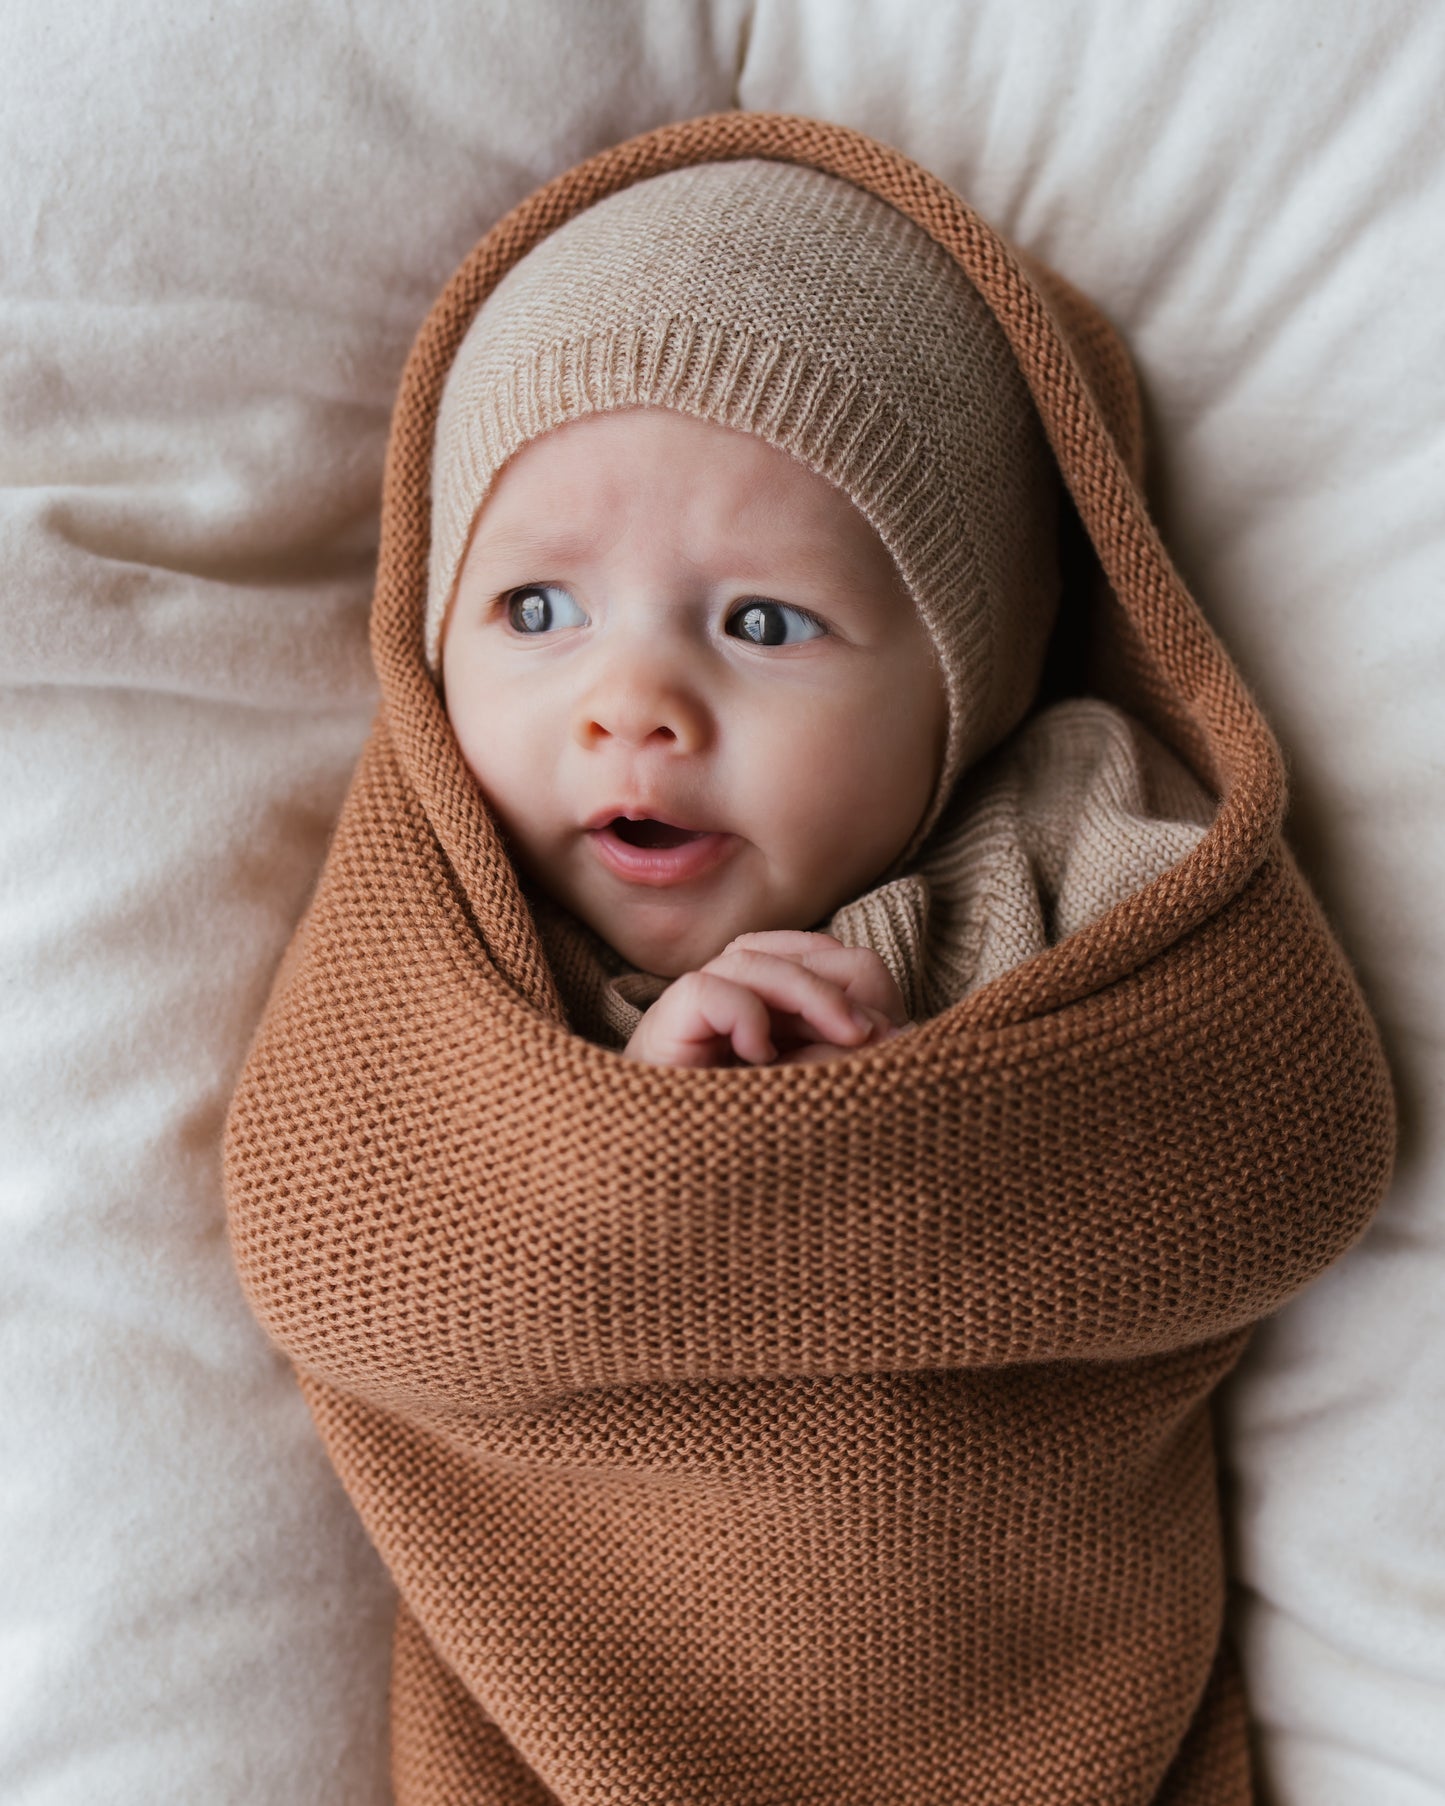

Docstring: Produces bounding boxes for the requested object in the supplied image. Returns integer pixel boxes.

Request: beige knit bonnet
[427,158,1061,854]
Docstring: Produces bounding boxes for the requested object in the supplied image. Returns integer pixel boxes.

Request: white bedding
[2,3,1441,1800]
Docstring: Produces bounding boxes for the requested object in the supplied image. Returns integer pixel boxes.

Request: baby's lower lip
[587,821,737,887]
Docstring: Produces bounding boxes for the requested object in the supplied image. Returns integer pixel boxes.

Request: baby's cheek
[441,655,503,785]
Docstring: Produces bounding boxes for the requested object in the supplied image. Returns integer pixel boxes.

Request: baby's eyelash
[503,583,587,634]
[727,599,828,646]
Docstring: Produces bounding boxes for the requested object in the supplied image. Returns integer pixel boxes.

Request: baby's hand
[622,931,910,1069]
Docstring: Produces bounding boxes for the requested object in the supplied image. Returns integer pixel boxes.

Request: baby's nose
[572,662,711,754]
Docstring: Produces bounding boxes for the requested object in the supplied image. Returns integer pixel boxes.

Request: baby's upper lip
[584,804,719,835]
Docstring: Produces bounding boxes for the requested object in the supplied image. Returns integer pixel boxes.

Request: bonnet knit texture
[426,158,1060,852]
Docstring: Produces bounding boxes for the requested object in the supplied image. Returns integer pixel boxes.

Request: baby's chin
[593,912,741,980]
[580,894,814,979]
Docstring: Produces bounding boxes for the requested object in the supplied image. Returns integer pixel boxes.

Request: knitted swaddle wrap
[224,114,1396,1804]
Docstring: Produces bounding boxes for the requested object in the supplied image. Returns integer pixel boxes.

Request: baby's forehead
[462,406,897,575]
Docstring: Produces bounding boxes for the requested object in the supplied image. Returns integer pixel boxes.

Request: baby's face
[441,408,946,978]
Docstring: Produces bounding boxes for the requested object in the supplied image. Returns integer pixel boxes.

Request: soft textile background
[1,3,1440,1801]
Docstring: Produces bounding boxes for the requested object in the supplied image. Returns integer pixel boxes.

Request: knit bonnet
[427,158,1061,854]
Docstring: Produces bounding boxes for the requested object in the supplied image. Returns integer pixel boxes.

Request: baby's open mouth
[588,815,736,886]
[607,817,703,849]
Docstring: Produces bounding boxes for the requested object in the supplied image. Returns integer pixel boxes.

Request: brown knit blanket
[223,114,1396,1805]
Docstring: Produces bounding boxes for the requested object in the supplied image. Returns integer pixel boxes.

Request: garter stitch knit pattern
[223,114,1397,1805]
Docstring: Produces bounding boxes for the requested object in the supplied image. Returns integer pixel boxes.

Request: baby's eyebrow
[470,524,887,604]
[468,525,595,569]
[727,551,904,611]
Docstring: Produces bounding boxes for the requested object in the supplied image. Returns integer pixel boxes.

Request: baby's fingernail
[850,1005,874,1033]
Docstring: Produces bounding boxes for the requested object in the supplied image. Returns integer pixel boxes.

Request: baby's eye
[726,600,826,646]
[506,584,587,634]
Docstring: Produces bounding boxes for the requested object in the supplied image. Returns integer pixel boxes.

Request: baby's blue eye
[507,584,587,634]
[727,600,826,646]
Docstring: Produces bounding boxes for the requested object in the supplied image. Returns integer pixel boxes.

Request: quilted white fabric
[2,2,1440,1801]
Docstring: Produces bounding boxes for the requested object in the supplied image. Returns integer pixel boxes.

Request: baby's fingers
[722,932,907,1026]
[703,947,877,1050]
[624,970,778,1069]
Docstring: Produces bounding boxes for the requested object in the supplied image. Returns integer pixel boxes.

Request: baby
[225,127,1395,1806]
[426,157,1121,1067]
[443,405,933,1068]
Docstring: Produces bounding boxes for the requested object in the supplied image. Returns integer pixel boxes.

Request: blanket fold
[224,112,1395,1805]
